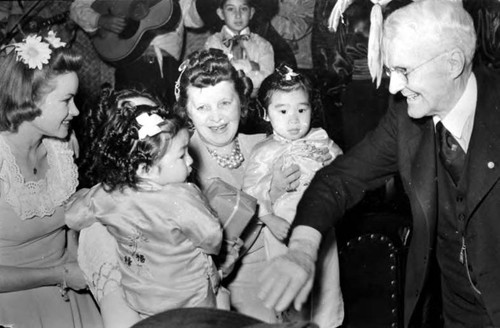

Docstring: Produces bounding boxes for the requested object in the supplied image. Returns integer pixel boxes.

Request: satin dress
[66,181,222,317]
[243,127,345,328]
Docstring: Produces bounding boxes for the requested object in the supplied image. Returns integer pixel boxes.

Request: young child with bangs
[243,65,344,327]
[65,89,222,323]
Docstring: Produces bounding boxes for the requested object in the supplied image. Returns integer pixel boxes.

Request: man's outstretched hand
[258,248,315,312]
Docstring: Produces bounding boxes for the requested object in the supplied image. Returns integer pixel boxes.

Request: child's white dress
[243,127,345,328]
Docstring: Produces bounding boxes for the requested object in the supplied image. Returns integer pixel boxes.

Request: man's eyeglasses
[384,52,449,82]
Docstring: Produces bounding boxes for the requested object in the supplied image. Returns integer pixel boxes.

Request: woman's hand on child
[62,261,88,291]
[261,214,290,241]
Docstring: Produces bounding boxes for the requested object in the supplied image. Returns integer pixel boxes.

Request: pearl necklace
[206,139,244,169]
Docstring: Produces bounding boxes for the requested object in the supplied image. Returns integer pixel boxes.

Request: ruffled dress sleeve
[65,185,122,305]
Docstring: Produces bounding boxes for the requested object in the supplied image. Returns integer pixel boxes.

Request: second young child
[204,0,274,96]
[242,65,344,327]
[66,89,222,319]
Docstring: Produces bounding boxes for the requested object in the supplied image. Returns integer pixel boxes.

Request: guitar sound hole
[119,19,139,39]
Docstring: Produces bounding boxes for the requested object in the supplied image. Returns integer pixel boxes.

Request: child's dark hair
[218,0,253,8]
[82,88,186,192]
[256,64,325,134]
[257,63,316,115]
[174,48,253,125]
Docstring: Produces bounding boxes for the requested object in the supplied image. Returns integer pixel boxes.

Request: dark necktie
[436,121,466,184]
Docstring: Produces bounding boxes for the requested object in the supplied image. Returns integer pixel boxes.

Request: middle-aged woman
[0,32,103,327]
[174,48,302,323]
[71,48,304,328]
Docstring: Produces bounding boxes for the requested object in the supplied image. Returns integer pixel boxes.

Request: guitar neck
[24,11,69,34]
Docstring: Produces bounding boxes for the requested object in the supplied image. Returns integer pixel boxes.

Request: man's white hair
[382,0,476,65]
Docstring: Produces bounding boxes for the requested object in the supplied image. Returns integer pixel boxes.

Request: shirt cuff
[288,225,322,261]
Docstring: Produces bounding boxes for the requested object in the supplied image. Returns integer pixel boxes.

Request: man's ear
[249,7,255,20]
[448,48,466,79]
[217,8,225,21]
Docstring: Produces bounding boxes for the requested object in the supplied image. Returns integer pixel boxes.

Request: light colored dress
[66,181,222,317]
[190,131,281,322]
[242,127,345,328]
[0,135,102,328]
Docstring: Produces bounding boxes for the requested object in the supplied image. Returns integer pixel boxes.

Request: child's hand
[260,214,290,241]
[315,147,333,166]
[217,238,244,278]
[61,261,88,291]
[269,157,301,203]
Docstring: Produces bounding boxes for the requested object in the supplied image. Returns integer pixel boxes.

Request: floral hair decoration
[5,30,67,70]
[174,59,189,101]
[282,65,299,81]
[275,64,300,81]
[136,112,164,140]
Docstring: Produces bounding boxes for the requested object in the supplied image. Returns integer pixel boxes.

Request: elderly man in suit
[259,1,500,327]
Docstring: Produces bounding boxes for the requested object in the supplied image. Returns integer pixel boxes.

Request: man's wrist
[288,225,322,262]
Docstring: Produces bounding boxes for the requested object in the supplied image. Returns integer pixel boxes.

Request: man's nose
[388,73,407,95]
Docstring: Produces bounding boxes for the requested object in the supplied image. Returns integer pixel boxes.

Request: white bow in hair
[136,113,164,140]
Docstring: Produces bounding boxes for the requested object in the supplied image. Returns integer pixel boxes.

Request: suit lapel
[464,69,500,214]
[407,117,438,237]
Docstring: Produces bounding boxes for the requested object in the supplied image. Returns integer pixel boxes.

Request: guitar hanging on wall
[90,0,181,65]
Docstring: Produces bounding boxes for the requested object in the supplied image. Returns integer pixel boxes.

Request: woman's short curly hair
[82,88,186,192]
[174,48,253,125]
[0,45,82,132]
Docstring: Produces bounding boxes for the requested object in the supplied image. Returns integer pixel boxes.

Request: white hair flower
[14,35,52,70]
[136,113,164,140]
[283,65,298,81]
[44,30,66,49]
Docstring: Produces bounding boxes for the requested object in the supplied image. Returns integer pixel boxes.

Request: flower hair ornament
[282,65,299,81]
[327,0,394,88]
[1,30,67,70]
[136,113,164,140]
[277,64,300,81]
[174,59,189,101]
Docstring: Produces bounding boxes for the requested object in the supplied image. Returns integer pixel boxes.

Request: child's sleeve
[172,186,222,255]
[65,187,98,231]
[242,144,275,217]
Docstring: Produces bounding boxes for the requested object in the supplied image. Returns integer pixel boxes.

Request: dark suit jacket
[295,66,500,327]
